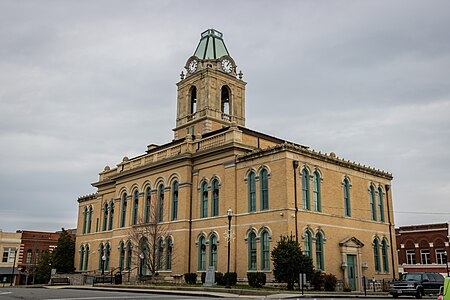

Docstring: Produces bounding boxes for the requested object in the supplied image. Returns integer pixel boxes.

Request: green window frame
[157,239,164,271]
[98,244,104,271]
[304,231,312,258]
[302,169,310,210]
[260,169,269,210]
[119,242,124,271]
[261,230,270,270]
[87,207,93,233]
[212,179,219,217]
[84,245,89,271]
[102,203,108,231]
[343,178,351,217]
[198,236,206,271]
[315,232,324,271]
[144,187,151,223]
[248,232,257,270]
[105,243,110,270]
[200,181,208,218]
[79,246,85,271]
[209,235,218,269]
[313,171,321,212]
[157,184,164,223]
[108,203,114,230]
[248,171,256,212]
[378,187,385,222]
[132,190,139,225]
[166,238,173,270]
[121,193,127,227]
[126,242,132,270]
[370,185,377,221]
[382,239,389,272]
[374,238,381,273]
[82,207,87,234]
[171,181,179,221]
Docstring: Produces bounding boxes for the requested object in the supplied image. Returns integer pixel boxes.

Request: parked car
[389,272,444,298]
[437,277,450,300]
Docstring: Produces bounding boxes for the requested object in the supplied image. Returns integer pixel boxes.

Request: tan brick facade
[75,29,397,291]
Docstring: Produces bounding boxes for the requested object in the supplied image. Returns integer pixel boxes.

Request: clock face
[221,59,233,73]
[188,60,198,73]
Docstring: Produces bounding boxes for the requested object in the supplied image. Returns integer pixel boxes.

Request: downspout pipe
[188,165,194,273]
[293,160,299,243]
[385,184,396,280]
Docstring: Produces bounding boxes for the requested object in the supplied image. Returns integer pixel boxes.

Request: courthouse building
[75,29,397,290]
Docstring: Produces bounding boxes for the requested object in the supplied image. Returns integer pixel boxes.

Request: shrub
[311,270,325,290]
[323,273,337,291]
[222,272,237,286]
[200,272,206,284]
[184,272,197,284]
[215,272,224,285]
[247,272,266,288]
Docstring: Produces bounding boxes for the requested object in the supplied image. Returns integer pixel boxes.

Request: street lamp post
[225,208,233,289]
[101,255,106,276]
[10,248,17,286]
[444,251,449,277]
[139,253,145,278]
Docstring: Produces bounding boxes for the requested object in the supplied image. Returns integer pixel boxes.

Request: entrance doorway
[347,254,356,291]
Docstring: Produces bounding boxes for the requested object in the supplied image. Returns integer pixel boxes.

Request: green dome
[193,29,230,60]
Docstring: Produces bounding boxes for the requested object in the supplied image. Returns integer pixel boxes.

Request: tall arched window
[261,230,270,270]
[108,203,114,230]
[200,181,208,218]
[370,185,377,221]
[221,86,230,116]
[260,169,269,210]
[79,246,85,271]
[343,178,351,217]
[119,241,124,271]
[304,231,312,258]
[378,187,385,222]
[209,235,218,269]
[82,207,87,234]
[313,171,321,212]
[140,238,148,275]
[121,193,127,227]
[248,171,256,212]
[145,187,151,223]
[132,190,139,225]
[198,236,206,271]
[157,239,164,271]
[315,232,324,271]
[157,184,164,223]
[84,245,89,271]
[126,242,132,270]
[190,86,197,114]
[102,203,108,231]
[382,239,389,272]
[166,238,173,270]
[212,179,219,217]
[302,169,310,210]
[98,244,104,271]
[373,238,381,273]
[171,181,178,221]
[248,232,257,270]
[105,243,111,270]
[87,207,93,233]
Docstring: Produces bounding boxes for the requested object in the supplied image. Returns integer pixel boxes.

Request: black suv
[389,272,444,298]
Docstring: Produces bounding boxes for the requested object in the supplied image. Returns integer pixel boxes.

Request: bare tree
[127,208,172,284]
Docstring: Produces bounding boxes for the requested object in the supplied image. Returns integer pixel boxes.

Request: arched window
[198,236,206,271]
[313,171,321,212]
[200,181,208,218]
[302,169,310,210]
[79,246,85,271]
[171,181,178,221]
[98,244,104,271]
[126,242,132,271]
[370,185,377,221]
[315,232,324,271]
[108,203,114,230]
[373,238,381,273]
[261,230,270,270]
[84,245,89,271]
[140,238,148,275]
[248,232,257,270]
[190,86,197,114]
[87,207,93,233]
[132,190,139,225]
[304,231,312,258]
[102,203,108,231]
[82,207,87,234]
[105,243,111,270]
[166,238,173,270]
[378,187,385,222]
[248,171,256,212]
[343,178,351,217]
[157,184,164,223]
[209,235,218,269]
[144,187,151,223]
[212,179,219,217]
[157,239,164,271]
[221,86,230,116]
[382,239,389,272]
[119,241,124,271]
[121,193,127,227]
[260,169,269,210]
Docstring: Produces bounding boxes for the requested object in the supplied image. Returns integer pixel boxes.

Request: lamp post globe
[101,255,106,276]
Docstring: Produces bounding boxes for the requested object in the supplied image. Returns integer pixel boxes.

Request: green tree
[35,251,52,284]
[52,228,75,273]
[271,235,314,290]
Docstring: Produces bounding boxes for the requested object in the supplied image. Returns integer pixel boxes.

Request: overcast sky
[1,0,449,232]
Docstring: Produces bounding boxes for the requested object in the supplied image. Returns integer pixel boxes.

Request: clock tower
[174,29,246,139]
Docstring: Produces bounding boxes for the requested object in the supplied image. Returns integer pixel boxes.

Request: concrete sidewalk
[45,284,392,298]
